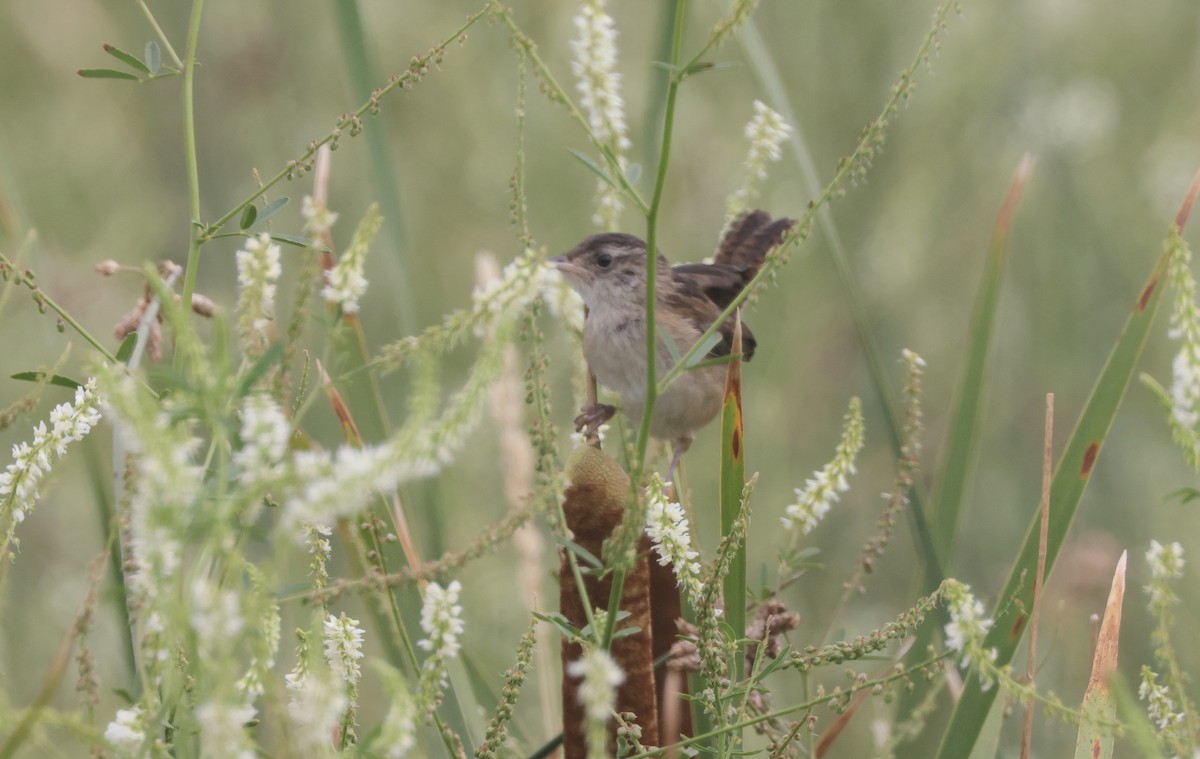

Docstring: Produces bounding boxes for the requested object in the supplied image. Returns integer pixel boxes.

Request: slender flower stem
[655,0,954,399]
[202,7,488,240]
[178,0,205,349]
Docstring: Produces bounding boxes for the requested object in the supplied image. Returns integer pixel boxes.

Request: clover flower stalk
[782,397,864,534]
[942,580,997,687]
[416,580,466,714]
[567,647,625,758]
[234,394,291,487]
[195,700,257,759]
[235,233,282,351]
[645,474,704,605]
[1139,667,1186,733]
[0,377,101,563]
[302,194,339,245]
[728,100,792,218]
[322,203,381,314]
[1162,228,1200,467]
[377,663,419,759]
[570,0,630,229]
[1146,539,1186,612]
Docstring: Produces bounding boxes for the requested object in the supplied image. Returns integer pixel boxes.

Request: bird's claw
[574,403,616,438]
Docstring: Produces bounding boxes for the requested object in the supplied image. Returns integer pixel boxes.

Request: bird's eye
[596,253,613,268]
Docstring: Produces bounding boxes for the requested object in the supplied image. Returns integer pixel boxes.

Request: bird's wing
[662,275,757,362]
[713,210,796,272]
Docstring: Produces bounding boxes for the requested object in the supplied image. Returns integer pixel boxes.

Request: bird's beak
[549,255,583,276]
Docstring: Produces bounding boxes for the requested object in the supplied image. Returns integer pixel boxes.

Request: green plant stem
[135,0,183,69]
[178,0,204,350]
[599,0,688,655]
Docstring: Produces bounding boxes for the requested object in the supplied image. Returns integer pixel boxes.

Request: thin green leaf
[268,233,311,248]
[144,41,161,75]
[256,196,290,225]
[115,333,138,363]
[626,163,642,186]
[77,68,141,81]
[239,204,257,231]
[658,323,683,364]
[10,372,82,390]
[935,233,1176,758]
[685,332,724,368]
[931,155,1034,558]
[566,148,620,192]
[236,342,285,398]
[102,44,150,73]
[554,535,603,570]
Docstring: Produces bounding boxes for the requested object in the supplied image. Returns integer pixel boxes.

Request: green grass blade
[720,316,747,681]
[931,155,1035,558]
[935,226,1178,758]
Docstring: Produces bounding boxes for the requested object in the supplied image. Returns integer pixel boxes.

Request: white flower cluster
[419,580,465,662]
[190,577,245,654]
[286,665,348,754]
[1,377,102,553]
[782,397,864,534]
[1167,238,1200,428]
[302,194,339,243]
[322,203,381,315]
[234,394,290,485]
[1139,667,1186,732]
[943,580,997,683]
[235,233,282,345]
[729,100,792,216]
[567,647,625,720]
[570,0,630,229]
[324,613,366,687]
[645,476,703,603]
[104,706,145,755]
[195,700,257,759]
[535,262,585,334]
[471,247,549,327]
[1146,539,1185,611]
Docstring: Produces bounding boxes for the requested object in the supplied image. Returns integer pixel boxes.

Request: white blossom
[322,203,381,315]
[567,648,624,720]
[302,194,339,243]
[234,394,290,483]
[943,581,996,684]
[286,667,347,755]
[323,613,365,687]
[783,397,864,534]
[645,476,703,602]
[235,233,282,345]
[195,700,257,759]
[104,706,145,754]
[728,100,792,216]
[1,377,102,557]
[416,580,465,713]
[570,0,630,229]
[1139,666,1186,732]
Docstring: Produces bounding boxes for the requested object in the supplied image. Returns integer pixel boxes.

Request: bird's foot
[574,403,617,440]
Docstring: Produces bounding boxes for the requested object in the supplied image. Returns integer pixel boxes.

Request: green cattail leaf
[1073,552,1125,759]
[102,43,150,73]
[936,222,1178,758]
[115,333,138,363]
[238,203,257,231]
[10,371,82,390]
[719,314,746,680]
[256,196,289,225]
[77,68,141,81]
[144,41,161,75]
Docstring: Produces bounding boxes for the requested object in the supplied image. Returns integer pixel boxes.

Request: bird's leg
[574,402,617,440]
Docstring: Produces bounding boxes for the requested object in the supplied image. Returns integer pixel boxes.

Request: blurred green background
[1,0,1198,755]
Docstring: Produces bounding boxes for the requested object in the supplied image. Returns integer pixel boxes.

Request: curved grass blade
[720,312,747,679]
[935,171,1200,758]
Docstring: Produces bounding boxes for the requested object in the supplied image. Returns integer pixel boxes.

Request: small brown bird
[552,210,795,477]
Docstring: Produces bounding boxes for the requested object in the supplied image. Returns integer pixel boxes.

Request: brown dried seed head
[190,293,218,318]
[95,260,121,276]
